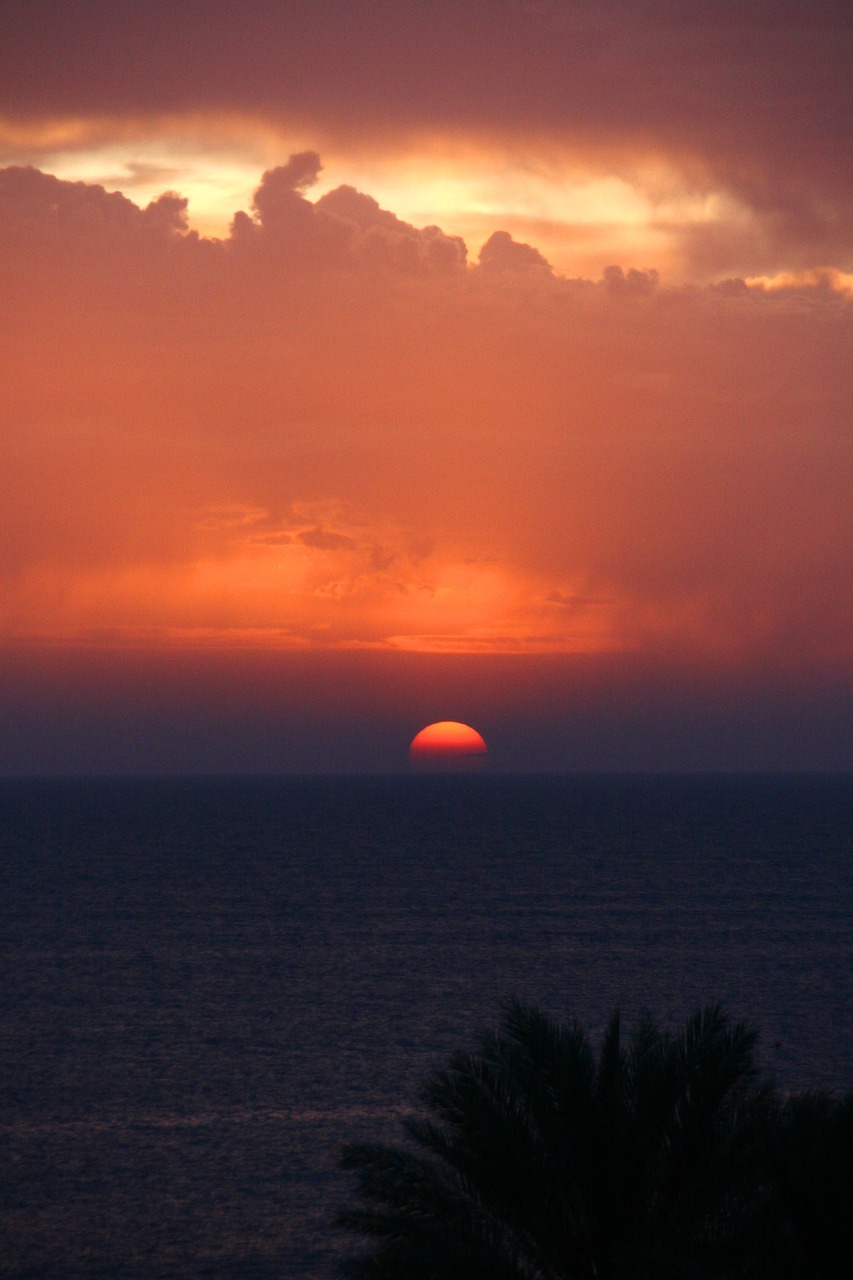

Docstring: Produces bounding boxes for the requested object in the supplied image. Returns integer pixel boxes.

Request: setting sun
[409,721,488,767]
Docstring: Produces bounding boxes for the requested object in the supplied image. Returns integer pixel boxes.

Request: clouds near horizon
[2,158,849,681]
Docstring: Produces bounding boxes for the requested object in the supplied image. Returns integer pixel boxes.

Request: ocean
[1,774,851,1277]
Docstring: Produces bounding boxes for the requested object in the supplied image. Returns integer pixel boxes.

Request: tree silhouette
[339,1002,774,1278]
[757,1090,853,1280]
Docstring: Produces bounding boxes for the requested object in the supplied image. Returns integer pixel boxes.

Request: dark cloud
[601,265,659,295]
[0,5,851,280]
[251,151,322,223]
[226,156,467,274]
[317,184,467,273]
[479,230,552,274]
[2,1,850,238]
[0,165,188,239]
[297,527,357,552]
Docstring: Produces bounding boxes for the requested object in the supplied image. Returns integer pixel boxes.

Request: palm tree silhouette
[757,1090,853,1280]
[340,1002,773,1278]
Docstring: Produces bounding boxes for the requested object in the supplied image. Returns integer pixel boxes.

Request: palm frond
[338,1002,775,1280]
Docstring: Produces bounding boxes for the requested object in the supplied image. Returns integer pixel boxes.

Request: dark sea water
[1,774,852,1277]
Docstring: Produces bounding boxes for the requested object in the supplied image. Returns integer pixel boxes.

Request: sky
[1,0,850,773]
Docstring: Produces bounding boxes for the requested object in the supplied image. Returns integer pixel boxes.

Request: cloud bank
[1,2,851,280]
[2,156,849,688]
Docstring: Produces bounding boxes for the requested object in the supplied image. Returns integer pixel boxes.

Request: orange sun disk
[409,720,488,762]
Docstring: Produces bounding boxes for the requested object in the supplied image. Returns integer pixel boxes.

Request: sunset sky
[1,0,850,772]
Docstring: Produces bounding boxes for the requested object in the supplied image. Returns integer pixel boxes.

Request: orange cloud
[1,158,850,682]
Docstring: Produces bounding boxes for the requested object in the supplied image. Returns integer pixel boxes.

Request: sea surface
[1,774,852,1277]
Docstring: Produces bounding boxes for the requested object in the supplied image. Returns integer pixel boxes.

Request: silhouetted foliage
[339,1002,779,1279]
[757,1090,853,1280]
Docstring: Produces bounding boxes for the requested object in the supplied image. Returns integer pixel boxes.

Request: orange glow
[409,720,488,761]
[0,112,755,278]
[743,269,853,297]
[1,152,850,681]
[0,3,849,776]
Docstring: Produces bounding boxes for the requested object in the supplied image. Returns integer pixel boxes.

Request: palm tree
[339,1002,774,1278]
[756,1089,853,1280]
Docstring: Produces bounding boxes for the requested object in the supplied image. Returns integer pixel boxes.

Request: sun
[409,721,488,769]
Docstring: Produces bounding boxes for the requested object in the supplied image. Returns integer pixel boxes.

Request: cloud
[2,2,850,265]
[297,527,358,552]
[317,184,468,273]
[2,0,851,285]
[248,150,324,229]
[601,264,658,295]
[226,154,467,275]
[0,157,850,677]
[0,164,189,242]
[478,230,552,274]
